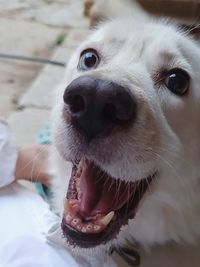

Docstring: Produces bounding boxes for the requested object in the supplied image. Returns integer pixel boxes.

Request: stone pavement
[0,0,90,144]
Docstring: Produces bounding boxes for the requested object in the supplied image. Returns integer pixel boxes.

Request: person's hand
[15,145,53,185]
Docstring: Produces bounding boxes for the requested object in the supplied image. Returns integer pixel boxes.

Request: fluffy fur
[51,9,200,267]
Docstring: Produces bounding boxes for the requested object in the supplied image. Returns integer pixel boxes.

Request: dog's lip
[61,157,156,248]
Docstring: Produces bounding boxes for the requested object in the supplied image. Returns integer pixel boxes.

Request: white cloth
[0,120,117,267]
[0,120,79,267]
[0,120,17,187]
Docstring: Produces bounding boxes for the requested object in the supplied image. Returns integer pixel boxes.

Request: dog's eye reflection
[164,68,190,96]
[78,49,100,71]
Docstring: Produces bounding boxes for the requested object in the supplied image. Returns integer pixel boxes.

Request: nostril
[67,95,85,113]
[102,103,117,123]
[102,101,135,125]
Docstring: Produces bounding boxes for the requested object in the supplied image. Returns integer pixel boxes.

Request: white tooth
[63,199,71,213]
[77,225,82,230]
[76,167,82,177]
[69,199,78,205]
[76,169,82,177]
[65,214,72,223]
[76,158,85,177]
[94,225,101,232]
[86,224,93,230]
[78,157,85,169]
[81,227,87,233]
[72,218,81,225]
[99,211,114,226]
[69,199,79,209]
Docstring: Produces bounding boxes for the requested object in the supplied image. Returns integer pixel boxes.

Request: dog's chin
[61,156,156,248]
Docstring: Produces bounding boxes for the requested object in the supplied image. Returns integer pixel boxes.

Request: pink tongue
[79,160,136,217]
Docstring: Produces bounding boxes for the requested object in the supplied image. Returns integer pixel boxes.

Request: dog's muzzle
[59,76,156,248]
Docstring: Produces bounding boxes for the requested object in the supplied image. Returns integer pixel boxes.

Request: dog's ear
[180,24,200,42]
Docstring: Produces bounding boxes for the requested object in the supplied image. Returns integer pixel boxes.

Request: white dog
[51,9,200,267]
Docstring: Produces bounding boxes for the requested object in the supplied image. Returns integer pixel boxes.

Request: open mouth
[62,158,155,248]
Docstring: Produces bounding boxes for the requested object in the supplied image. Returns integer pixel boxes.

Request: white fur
[51,11,200,267]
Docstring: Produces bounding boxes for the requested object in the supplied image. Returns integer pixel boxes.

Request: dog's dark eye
[78,49,99,71]
[164,68,190,96]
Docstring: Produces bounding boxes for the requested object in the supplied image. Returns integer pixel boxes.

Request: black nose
[63,76,136,142]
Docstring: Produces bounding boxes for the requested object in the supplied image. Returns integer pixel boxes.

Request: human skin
[15,145,52,185]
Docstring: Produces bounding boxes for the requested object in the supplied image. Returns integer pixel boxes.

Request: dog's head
[52,17,200,252]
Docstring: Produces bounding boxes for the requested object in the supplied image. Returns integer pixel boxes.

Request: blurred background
[0,0,89,145]
[0,0,199,146]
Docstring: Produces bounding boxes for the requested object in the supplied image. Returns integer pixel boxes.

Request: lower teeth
[64,200,115,234]
[98,211,115,226]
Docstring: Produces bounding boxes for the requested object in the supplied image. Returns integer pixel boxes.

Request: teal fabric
[35,123,52,202]
[36,123,52,145]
